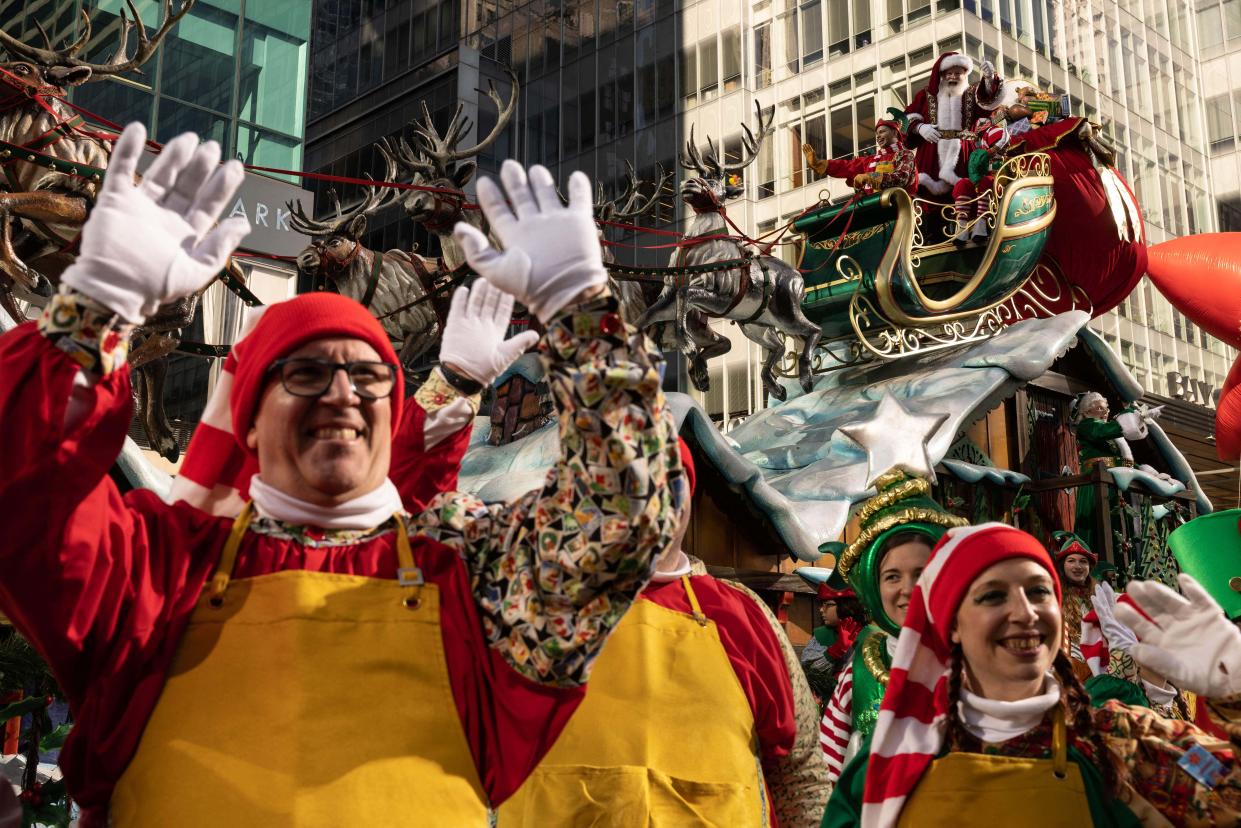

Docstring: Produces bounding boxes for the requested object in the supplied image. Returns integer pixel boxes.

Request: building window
[699,34,719,100]
[722,25,742,92]
[754,23,772,88]
[680,43,697,107]
[1206,94,1235,153]
[827,0,849,56]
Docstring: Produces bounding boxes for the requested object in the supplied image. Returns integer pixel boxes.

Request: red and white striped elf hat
[861,522,1061,827]
[169,305,267,516]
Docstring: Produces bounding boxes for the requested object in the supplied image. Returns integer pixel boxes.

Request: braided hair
[1051,650,1119,796]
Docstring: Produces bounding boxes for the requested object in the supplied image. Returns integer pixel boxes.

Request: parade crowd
[1,51,1240,828]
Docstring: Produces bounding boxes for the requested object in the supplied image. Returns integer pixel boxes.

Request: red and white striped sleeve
[820,660,854,781]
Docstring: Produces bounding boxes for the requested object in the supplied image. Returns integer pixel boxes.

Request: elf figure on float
[1070,391,1161,554]
[818,470,968,782]
[801,108,917,194]
[951,119,1010,244]
[1052,530,1097,682]
[903,51,1006,196]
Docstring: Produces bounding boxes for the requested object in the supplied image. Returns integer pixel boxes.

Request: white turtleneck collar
[650,550,692,582]
[248,475,404,530]
[957,674,1062,743]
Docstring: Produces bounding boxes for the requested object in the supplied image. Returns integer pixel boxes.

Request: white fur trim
[939,54,973,74]
[936,137,961,181]
[906,111,924,124]
[935,90,964,130]
[919,173,950,195]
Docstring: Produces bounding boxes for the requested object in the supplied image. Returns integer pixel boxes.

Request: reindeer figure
[634,101,821,401]
[383,72,518,270]
[289,146,444,367]
[0,2,211,461]
[0,1,193,318]
[593,161,672,326]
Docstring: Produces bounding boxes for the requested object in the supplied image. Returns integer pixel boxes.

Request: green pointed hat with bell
[836,471,969,634]
[1166,508,1241,621]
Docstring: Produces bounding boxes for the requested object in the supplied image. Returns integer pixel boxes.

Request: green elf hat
[836,470,969,634]
[1166,509,1241,621]
[876,107,910,138]
[1051,531,1098,566]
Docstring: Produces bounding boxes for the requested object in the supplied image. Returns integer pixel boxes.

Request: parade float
[2,2,1239,725]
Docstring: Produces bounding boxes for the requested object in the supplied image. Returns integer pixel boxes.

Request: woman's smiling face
[952,558,1061,701]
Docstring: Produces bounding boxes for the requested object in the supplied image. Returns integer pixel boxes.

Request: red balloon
[1146,232,1241,460]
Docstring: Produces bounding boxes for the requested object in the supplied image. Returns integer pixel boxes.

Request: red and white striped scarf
[861,523,1061,827]
[1080,592,1147,676]
[169,307,267,516]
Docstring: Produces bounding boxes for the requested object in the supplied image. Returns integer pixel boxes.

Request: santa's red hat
[172,293,403,514]
[861,523,1059,827]
[927,52,974,96]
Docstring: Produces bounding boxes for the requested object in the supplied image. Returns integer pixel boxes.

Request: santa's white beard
[939,76,968,97]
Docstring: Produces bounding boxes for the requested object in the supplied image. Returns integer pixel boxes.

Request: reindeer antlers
[287,144,400,239]
[388,69,520,178]
[599,161,672,220]
[679,99,774,178]
[0,1,194,79]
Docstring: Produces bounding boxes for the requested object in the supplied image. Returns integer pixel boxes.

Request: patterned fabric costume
[0,287,682,825]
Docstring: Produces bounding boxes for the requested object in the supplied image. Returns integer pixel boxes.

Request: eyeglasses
[269,358,397,400]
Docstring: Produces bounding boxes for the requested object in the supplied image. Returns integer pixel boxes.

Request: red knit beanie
[227,292,404,453]
[678,437,696,495]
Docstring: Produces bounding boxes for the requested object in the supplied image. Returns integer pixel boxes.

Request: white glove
[454,160,608,323]
[917,123,942,142]
[1091,582,1139,652]
[1115,574,1241,698]
[1114,411,1148,441]
[980,59,997,79]
[438,279,539,385]
[61,123,250,324]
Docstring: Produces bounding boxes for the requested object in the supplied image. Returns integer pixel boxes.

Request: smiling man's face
[247,336,393,506]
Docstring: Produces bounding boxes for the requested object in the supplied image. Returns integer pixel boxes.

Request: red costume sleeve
[0,322,227,815]
[641,576,796,763]
[389,397,473,511]
[903,89,930,146]
[824,156,871,181]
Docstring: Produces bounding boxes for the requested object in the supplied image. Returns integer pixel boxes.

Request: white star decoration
[838,392,948,487]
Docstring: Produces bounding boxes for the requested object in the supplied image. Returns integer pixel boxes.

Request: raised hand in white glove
[1114,411,1148,441]
[61,122,250,324]
[917,123,942,142]
[1115,574,1241,698]
[980,59,997,79]
[1091,582,1139,652]
[454,160,608,323]
[438,279,540,385]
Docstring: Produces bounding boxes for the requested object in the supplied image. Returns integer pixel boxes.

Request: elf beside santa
[904,51,1006,197]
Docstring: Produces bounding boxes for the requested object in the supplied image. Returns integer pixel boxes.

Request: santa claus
[904,51,1005,196]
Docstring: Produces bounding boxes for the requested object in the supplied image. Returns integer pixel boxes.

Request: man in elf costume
[817,471,968,780]
[951,120,1010,244]
[0,124,685,826]
[1053,530,1098,681]
[496,442,831,827]
[801,108,916,194]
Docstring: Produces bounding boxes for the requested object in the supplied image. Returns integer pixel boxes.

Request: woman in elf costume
[818,472,968,780]
[823,523,1241,827]
[1053,530,1097,681]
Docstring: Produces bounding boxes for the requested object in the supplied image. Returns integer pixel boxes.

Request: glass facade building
[1,0,311,176]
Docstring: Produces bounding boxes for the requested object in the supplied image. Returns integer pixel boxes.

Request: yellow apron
[111,504,488,827]
[898,707,1094,827]
[498,575,771,827]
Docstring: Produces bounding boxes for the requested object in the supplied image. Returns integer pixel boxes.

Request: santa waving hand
[904,52,1005,196]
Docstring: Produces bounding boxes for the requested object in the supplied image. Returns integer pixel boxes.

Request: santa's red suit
[904,52,1004,195]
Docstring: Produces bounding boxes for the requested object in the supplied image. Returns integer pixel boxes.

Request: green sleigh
[791,152,1087,366]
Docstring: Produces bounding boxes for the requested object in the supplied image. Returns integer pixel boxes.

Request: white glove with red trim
[1115,574,1241,698]
[62,123,250,324]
